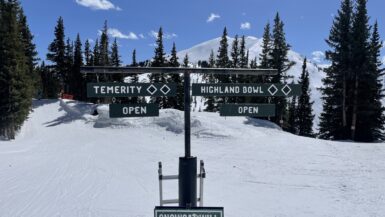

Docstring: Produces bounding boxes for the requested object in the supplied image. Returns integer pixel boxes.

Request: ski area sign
[220,104,276,117]
[109,104,159,118]
[87,83,176,97]
[192,83,301,97]
[154,207,224,217]
[81,66,279,212]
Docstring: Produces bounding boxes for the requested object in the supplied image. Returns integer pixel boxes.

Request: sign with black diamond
[220,104,276,117]
[87,83,176,97]
[192,83,301,97]
[109,104,159,118]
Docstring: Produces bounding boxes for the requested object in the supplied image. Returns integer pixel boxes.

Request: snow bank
[1,100,385,217]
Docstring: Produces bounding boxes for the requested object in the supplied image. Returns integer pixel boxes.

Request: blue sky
[20,0,385,65]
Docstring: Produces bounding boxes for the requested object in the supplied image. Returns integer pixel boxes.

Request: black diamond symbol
[160,85,171,95]
[268,84,278,96]
[147,85,157,95]
[281,84,292,96]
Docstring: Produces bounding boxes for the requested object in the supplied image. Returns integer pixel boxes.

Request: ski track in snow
[0,99,384,217]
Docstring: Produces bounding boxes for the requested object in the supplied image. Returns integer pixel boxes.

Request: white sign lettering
[122,106,147,115]
[238,106,259,114]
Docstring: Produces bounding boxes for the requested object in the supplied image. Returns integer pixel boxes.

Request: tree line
[1,0,383,142]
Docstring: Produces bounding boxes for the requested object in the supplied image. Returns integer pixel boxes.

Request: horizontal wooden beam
[80,66,277,75]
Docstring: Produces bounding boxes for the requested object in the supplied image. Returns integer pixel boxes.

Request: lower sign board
[154,207,224,217]
[109,104,159,118]
[192,83,301,97]
[87,83,176,97]
[220,104,275,117]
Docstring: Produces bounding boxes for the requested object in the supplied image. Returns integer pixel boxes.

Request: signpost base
[154,206,224,217]
[179,157,197,207]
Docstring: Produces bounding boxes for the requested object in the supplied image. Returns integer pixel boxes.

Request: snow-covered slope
[1,99,384,217]
[178,36,325,128]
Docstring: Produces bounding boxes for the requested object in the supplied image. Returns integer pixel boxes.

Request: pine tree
[84,39,92,66]
[73,34,85,100]
[92,38,100,66]
[110,38,122,81]
[319,0,353,140]
[288,96,298,134]
[169,43,179,67]
[250,57,257,68]
[168,43,184,110]
[205,50,216,112]
[296,58,314,137]
[230,35,239,68]
[39,62,59,99]
[366,21,385,141]
[239,36,248,68]
[216,27,230,76]
[128,49,141,103]
[47,16,65,95]
[229,35,239,103]
[208,49,215,68]
[131,49,137,67]
[350,1,384,142]
[84,38,98,99]
[18,8,38,96]
[64,37,74,94]
[269,13,292,128]
[183,53,189,67]
[99,21,110,86]
[110,38,121,67]
[99,20,109,67]
[259,22,271,69]
[150,27,168,107]
[152,27,166,68]
[0,0,33,139]
[216,27,230,105]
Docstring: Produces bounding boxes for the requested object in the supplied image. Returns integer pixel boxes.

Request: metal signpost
[81,66,301,216]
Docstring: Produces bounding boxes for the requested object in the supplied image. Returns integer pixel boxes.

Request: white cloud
[75,0,121,11]
[149,30,158,38]
[382,56,385,65]
[139,34,145,39]
[311,51,325,63]
[87,39,95,43]
[149,30,177,40]
[240,22,251,30]
[207,13,220,23]
[165,33,177,39]
[100,28,138,40]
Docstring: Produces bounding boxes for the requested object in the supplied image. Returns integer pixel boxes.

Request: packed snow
[1,99,385,217]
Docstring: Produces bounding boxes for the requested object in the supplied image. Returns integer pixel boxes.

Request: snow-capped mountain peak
[177,36,325,127]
